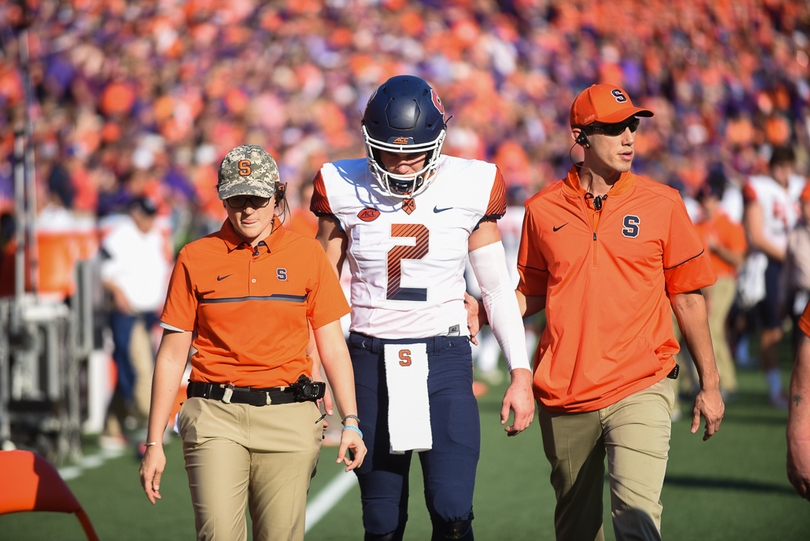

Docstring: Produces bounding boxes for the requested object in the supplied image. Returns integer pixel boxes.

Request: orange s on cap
[570,84,654,126]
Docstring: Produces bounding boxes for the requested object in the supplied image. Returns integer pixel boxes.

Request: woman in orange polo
[139,144,365,541]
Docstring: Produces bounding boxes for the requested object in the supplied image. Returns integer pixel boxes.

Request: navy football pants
[349,332,480,537]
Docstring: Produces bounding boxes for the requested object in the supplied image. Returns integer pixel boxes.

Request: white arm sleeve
[468,241,531,372]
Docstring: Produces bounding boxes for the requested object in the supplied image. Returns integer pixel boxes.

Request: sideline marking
[305,471,358,532]
[59,447,126,480]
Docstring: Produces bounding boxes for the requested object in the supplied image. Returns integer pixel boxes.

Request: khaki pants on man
[177,397,323,541]
[538,378,675,541]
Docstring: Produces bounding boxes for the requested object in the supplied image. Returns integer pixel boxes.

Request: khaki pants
[705,277,738,393]
[177,397,323,541]
[538,378,675,541]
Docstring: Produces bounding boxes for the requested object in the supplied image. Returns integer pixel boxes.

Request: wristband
[342,414,361,426]
[144,442,159,447]
[342,425,363,439]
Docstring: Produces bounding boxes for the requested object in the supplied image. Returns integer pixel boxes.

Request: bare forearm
[314,321,358,423]
[672,291,720,389]
[145,331,190,444]
[789,334,810,440]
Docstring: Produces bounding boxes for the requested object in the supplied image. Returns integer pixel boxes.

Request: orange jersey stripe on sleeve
[310,171,333,216]
[483,167,507,219]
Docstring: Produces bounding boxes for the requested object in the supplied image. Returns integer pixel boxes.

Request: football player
[311,75,534,541]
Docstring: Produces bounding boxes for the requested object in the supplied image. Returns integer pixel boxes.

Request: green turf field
[2,348,809,539]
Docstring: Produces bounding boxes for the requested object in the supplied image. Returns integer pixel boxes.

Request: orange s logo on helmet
[430,89,444,115]
[358,208,381,222]
[238,160,251,176]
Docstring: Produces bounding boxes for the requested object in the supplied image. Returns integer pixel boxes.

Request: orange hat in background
[570,84,654,126]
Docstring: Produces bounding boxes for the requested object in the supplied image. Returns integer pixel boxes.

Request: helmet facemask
[362,124,446,198]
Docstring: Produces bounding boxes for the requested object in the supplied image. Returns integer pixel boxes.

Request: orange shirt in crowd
[161,218,350,388]
[694,210,747,278]
[518,166,716,412]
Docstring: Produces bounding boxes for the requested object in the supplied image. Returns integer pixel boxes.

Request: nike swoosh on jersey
[433,206,453,213]
[552,223,569,232]
[217,274,233,281]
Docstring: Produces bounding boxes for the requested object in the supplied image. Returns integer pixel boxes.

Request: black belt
[667,365,679,380]
[187,381,299,406]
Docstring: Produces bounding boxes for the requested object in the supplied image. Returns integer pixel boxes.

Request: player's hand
[139,444,167,505]
[337,426,367,472]
[464,292,486,346]
[787,436,810,500]
[691,385,724,441]
[501,368,535,436]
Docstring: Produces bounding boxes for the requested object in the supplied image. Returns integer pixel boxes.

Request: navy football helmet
[362,75,447,198]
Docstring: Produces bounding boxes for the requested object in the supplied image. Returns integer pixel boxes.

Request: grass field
[2,346,809,540]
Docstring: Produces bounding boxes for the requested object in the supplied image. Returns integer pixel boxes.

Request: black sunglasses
[587,117,640,136]
[226,195,271,210]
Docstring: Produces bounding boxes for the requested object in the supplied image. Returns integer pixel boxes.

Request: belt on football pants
[666,365,679,379]
[187,381,299,406]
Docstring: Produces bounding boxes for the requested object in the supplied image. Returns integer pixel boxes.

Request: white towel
[384,343,432,453]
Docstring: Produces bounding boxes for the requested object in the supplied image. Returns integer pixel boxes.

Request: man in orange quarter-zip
[512,84,725,540]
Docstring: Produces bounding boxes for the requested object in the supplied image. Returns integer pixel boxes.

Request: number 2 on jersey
[387,224,428,301]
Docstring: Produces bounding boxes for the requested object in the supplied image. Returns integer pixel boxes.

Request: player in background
[470,84,724,540]
[311,75,534,541]
[742,146,805,409]
[693,174,748,400]
[787,299,810,501]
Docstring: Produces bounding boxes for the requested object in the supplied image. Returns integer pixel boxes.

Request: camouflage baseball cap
[217,144,279,200]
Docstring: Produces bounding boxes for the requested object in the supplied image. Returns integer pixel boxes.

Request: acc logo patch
[358,208,381,222]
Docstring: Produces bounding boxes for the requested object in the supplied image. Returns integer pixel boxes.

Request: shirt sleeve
[160,248,197,331]
[799,300,810,337]
[482,167,507,221]
[663,196,717,295]
[310,170,333,217]
[307,247,351,330]
[517,203,549,297]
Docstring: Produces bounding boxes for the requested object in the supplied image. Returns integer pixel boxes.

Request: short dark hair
[769,146,795,168]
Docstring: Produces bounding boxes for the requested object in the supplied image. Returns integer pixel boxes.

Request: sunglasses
[587,117,640,136]
[225,195,272,210]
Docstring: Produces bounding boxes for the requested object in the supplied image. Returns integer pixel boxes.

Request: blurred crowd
[0,0,808,248]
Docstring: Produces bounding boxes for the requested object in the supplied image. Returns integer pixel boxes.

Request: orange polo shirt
[161,218,350,388]
[518,165,716,412]
[694,210,747,278]
[800,301,810,337]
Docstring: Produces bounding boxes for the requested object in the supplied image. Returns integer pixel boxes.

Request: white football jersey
[744,173,806,252]
[312,155,506,339]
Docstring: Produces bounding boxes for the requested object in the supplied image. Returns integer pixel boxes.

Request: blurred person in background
[787,299,810,501]
[312,75,534,541]
[693,172,748,400]
[785,183,810,356]
[487,84,725,540]
[100,196,171,445]
[139,144,365,541]
[742,146,806,409]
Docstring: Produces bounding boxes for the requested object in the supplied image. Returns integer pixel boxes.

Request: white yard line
[305,471,358,532]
